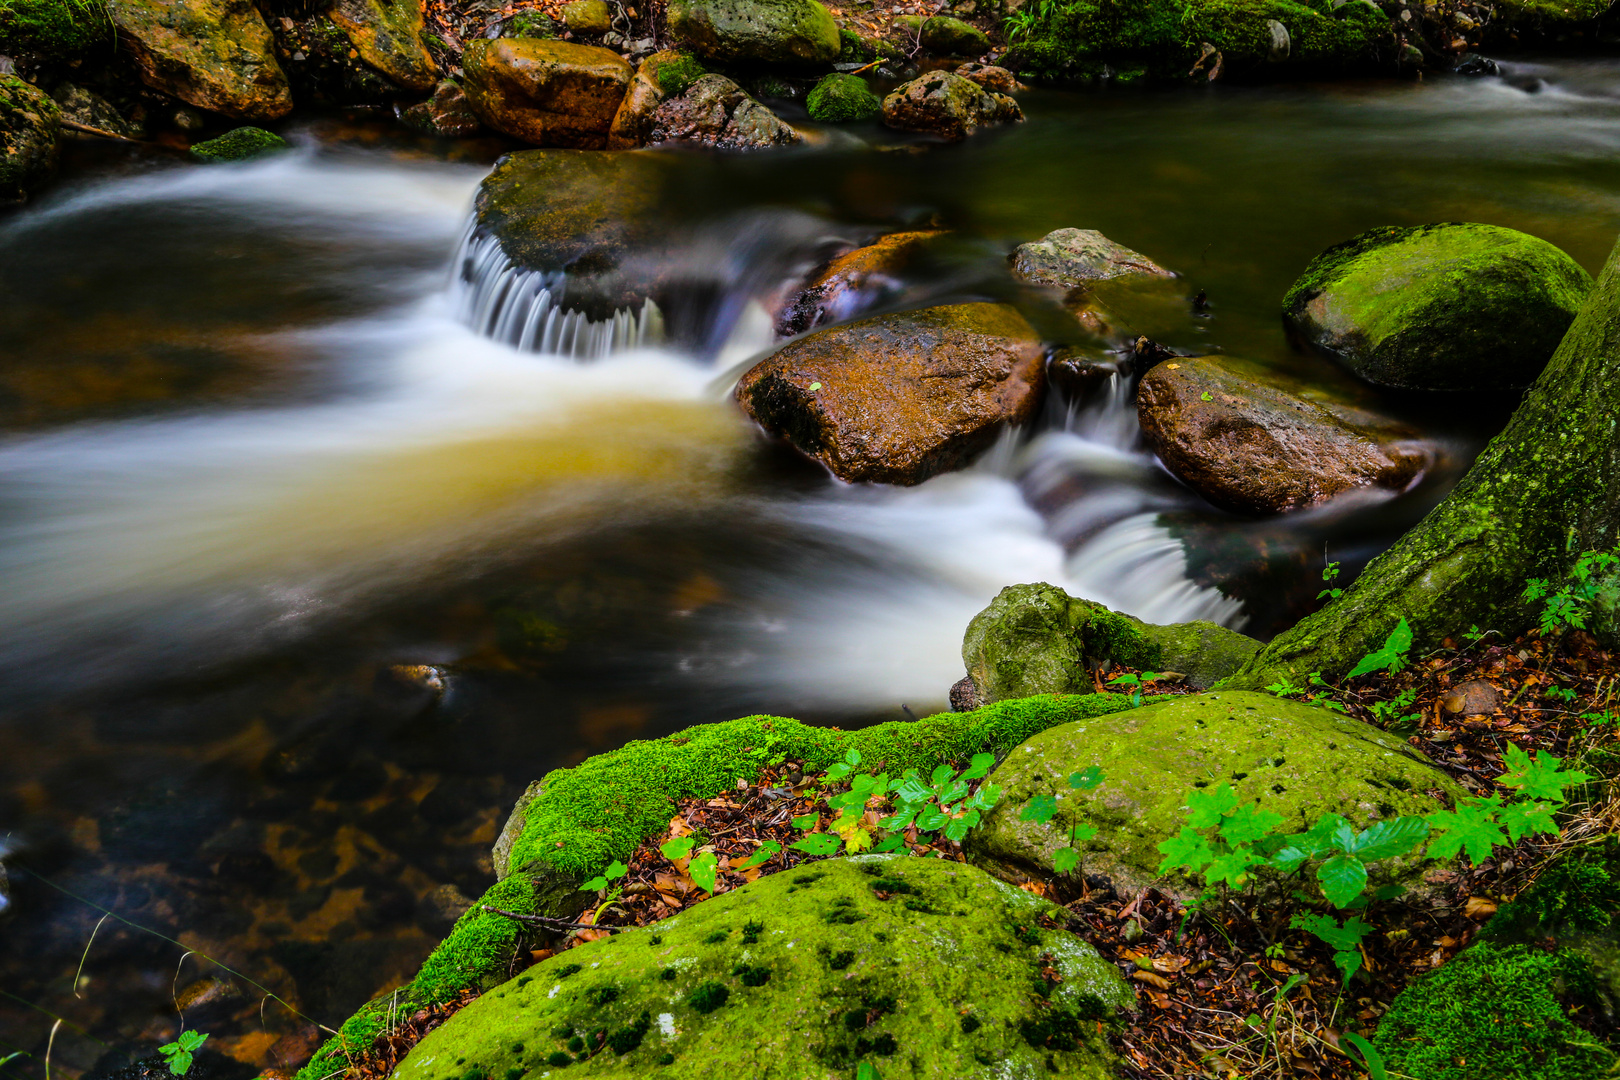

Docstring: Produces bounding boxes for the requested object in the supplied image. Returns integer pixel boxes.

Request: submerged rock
[606,51,705,149]
[882,69,1021,140]
[328,0,438,92]
[966,690,1464,899]
[646,73,801,150]
[774,229,945,336]
[460,38,633,148]
[0,75,60,203]
[961,582,1262,702]
[805,71,880,122]
[667,0,842,65]
[1136,354,1436,515]
[400,79,483,137]
[104,0,293,121]
[735,302,1045,485]
[1283,222,1594,392]
[189,126,288,161]
[1013,227,1175,288]
[394,855,1132,1079]
[895,13,991,54]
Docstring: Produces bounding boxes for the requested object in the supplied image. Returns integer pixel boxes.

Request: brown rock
[401,79,482,137]
[606,50,682,149]
[1441,679,1501,716]
[104,0,293,121]
[881,69,1020,141]
[1012,228,1175,289]
[735,302,1045,485]
[0,76,60,204]
[1047,346,1118,399]
[774,229,945,336]
[647,73,801,150]
[1136,354,1436,515]
[562,0,613,33]
[329,0,438,92]
[954,61,1021,94]
[461,38,632,148]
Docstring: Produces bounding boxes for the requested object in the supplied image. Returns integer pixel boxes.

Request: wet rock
[418,882,475,928]
[1441,678,1501,716]
[50,83,141,137]
[1282,222,1594,392]
[1453,51,1500,76]
[805,71,880,122]
[104,0,293,121]
[736,302,1045,485]
[328,0,437,92]
[668,0,842,65]
[562,0,613,33]
[961,582,1262,702]
[955,60,1021,93]
[1046,346,1118,399]
[646,73,801,150]
[189,126,288,162]
[966,691,1465,900]
[606,50,704,148]
[948,674,982,712]
[395,855,1132,1079]
[400,79,483,137]
[175,976,247,1024]
[895,13,990,54]
[1136,354,1436,515]
[1012,228,1175,289]
[774,229,945,336]
[881,69,1021,141]
[0,75,59,203]
[460,38,633,148]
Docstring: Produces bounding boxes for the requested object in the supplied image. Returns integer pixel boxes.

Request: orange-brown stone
[461,38,632,148]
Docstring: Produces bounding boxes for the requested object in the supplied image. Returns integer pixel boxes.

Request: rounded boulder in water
[1282,222,1594,392]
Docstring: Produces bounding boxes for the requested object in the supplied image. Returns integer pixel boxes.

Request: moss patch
[805,72,879,122]
[0,0,112,60]
[647,50,705,96]
[189,126,288,162]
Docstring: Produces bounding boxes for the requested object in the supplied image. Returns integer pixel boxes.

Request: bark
[1222,234,1620,689]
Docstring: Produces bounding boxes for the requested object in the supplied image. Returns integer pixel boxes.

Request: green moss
[648,51,706,96]
[1488,838,1620,942]
[189,126,289,162]
[666,0,842,65]
[1374,942,1617,1079]
[805,72,880,122]
[0,0,111,60]
[0,73,60,201]
[503,9,559,36]
[414,873,539,1004]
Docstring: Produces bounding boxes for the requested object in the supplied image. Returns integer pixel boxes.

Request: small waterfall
[452,228,665,358]
[1063,372,1142,452]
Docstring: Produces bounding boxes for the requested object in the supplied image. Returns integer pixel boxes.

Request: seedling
[1018,767,1106,873]
[159,1031,207,1077]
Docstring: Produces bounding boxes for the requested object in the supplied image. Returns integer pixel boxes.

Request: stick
[59,118,147,144]
[479,905,626,934]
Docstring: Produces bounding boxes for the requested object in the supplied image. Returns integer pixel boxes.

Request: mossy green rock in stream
[667,0,841,65]
[0,75,60,203]
[0,0,112,61]
[961,582,1263,703]
[1373,836,1620,1078]
[189,125,287,161]
[104,0,294,121]
[966,691,1464,898]
[805,72,879,122]
[1283,222,1594,392]
[395,856,1133,1079]
[328,0,439,92]
[895,13,991,54]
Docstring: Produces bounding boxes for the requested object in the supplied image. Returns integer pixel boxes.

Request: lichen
[805,72,879,122]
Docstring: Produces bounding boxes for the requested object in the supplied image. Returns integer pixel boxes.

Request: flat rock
[1136,354,1437,515]
[105,0,292,121]
[668,0,841,64]
[1282,222,1594,392]
[774,229,945,336]
[966,691,1465,899]
[646,73,801,151]
[394,855,1131,1079]
[735,302,1045,485]
[329,0,438,91]
[0,75,60,203]
[881,69,1020,141]
[1013,228,1174,289]
[460,38,633,148]
[562,0,613,33]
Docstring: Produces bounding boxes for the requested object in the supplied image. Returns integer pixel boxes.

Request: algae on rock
[395,856,1132,1078]
[0,75,61,203]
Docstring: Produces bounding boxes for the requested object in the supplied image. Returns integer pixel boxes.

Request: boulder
[881,69,1021,141]
[394,856,1132,1079]
[328,0,438,92]
[805,72,880,122]
[400,79,483,137]
[606,51,705,149]
[0,75,60,203]
[1282,222,1594,392]
[965,690,1465,899]
[50,84,141,138]
[270,12,401,107]
[646,73,801,151]
[667,0,842,65]
[189,126,288,161]
[1013,228,1175,289]
[104,0,293,121]
[774,229,945,336]
[955,61,1021,93]
[460,38,633,148]
[561,0,613,33]
[895,13,991,54]
[1136,354,1437,515]
[961,583,1262,704]
[735,302,1045,485]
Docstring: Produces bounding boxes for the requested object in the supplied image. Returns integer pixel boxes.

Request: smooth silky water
[4,58,1620,1073]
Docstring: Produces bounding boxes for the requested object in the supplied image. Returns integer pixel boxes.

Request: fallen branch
[479,904,625,934]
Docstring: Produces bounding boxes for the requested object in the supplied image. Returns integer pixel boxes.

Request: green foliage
[1426,745,1589,861]
[158,1031,207,1077]
[1523,547,1620,636]
[1289,912,1372,984]
[791,749,1004,857]
[1340,1032,1388,1080]
[1366,687,1419,728]
[1345,617,1413,679]
[580,859,628,892]
[1106,670,1159,707]
[1487,837,1619,941]
[0,0,112,61]
[1018,766,1107,873]
[1317,560,1343,601]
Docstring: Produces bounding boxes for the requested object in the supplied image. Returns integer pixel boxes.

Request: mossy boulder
[646,73,801,151]
[962,582,1262,703]
[328,0,439,92]
[606,51,704,149]
[667,0,842,65]
[395,856,1132,1079]
[104,0,293,121]
[882,68,1021,141]
[1283,222,1595,392]
[966,690,1465,898]
[0,75,60,204]
[1013,227,1174,288]
[896,12,991,54]
[460,38,633,148]
[401,79,483,137]
[188,125,287,161]
[805,72,880,122]
[0,0,112,61]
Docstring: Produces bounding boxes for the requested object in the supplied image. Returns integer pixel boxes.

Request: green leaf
[178,1033,207,1053]
[791,813,820,831]
[916,807,949,833]
[1316,853,1369,908]
[845,748,862,767]
[1216,804,1286,847]
[894,777,933,805]
[1020,793,1059,825]
[1205,845,1265,888]
[1052,847,1081,873]
[1346,617,1414,678]
[733,841,782,870]
[580,876,608,892]
[1498,799,1560,842]
[689,850,720,893]
[603,860,628,881]
[1342,1033,1388,1080]
[1071,823,1098,844]
[1497,744,1592,802]
[944,817,972,842]
[856,1064,882,1080]
[873,833,906,853]
[1426,800,1508,865]
[929,764,954,787]
[1185,783,1240,828]
[877,809,918,832]
[970,782,1003,810]
[1349,817,1430,861]
[936,778,971,805]
[962,752,996,780]
[660,836,696,860]
[1157,826,1216,874]
[168,1053,193,1077]
[791,833,842,856]
[1068,766,1105,791]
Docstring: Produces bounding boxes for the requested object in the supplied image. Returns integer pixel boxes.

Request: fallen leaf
[1132,971,1172,990]
[1464,896,1499,920]
[1152,956,1190,973]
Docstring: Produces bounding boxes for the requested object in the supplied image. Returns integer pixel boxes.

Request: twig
[479,904,626,934]
[59,118,147,143]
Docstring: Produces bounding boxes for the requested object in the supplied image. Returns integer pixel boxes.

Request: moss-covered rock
[395,856,1132,1079]
[646,73,801,151]
[962,582,1262,702]
[0,0,112,61]
[562,0,612,33]
[1012,227,1174,288]
[805,72,879,122]
[104,0,293,121]
[667,0,842,65]
[328,0,439,92]
[188,125,287,161]
[881,68,1021,140]
[896,12,991,53]
[606,51,703,149]
[1283,222,1594,392]
[966,690,1464,897]
[0,74,60,203]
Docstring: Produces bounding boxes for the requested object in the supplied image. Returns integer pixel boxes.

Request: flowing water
[5,57,1620,1076]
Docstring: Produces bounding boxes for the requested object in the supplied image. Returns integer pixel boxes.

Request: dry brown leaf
[1151,956,1190,973]
[1464,896,1499,920]
[1132,970,1172,990]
